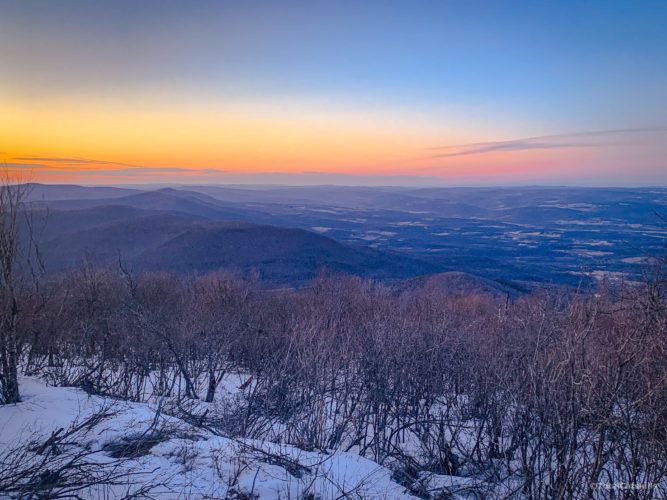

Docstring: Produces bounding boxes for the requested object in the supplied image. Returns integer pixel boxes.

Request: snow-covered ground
[0,378,422,499]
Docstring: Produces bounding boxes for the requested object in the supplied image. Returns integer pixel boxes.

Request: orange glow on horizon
[1,94,651,185]
[2,96,448,178]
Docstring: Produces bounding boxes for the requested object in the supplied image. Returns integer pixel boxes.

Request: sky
[1,0,667,186]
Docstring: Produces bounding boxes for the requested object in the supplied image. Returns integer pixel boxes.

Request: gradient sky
[2,0,667,186]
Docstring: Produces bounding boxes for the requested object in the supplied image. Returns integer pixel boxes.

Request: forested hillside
[2,265,666,498]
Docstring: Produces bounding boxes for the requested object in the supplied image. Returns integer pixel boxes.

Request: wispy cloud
[13,155,146,169]
[8,156,225,176]
[14,156,107,164]
[426,127,667,159]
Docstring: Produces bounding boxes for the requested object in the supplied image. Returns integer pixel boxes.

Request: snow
[0,378,416,499]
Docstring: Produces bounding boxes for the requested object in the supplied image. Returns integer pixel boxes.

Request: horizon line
[22,181,667,190]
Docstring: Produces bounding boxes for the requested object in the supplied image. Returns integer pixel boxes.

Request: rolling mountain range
[22,183,667,290]
[26,188,443,285]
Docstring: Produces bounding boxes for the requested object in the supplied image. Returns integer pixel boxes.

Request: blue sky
[2,0,666,185]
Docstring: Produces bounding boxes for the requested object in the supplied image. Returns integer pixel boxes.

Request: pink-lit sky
[2,1,667,186]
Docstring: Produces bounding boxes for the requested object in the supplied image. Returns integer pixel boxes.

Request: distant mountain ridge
[24,183,141,201]
[22,183,663,289]
[27,194,443,284]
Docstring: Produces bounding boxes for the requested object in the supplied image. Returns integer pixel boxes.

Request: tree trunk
[205,367,217,403]
[0,326,21,404]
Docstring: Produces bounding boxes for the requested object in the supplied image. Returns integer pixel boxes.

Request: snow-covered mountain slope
[0,378,419,499]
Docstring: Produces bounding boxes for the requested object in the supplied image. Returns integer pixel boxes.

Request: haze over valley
[27,183,667,291]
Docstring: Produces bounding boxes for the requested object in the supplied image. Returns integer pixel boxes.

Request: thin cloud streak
[5,161,225,176]
[13,156,147,169]
[426,127,667,159]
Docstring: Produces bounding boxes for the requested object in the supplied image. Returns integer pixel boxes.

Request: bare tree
[16,260,667,497]
[0,170,38,404]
